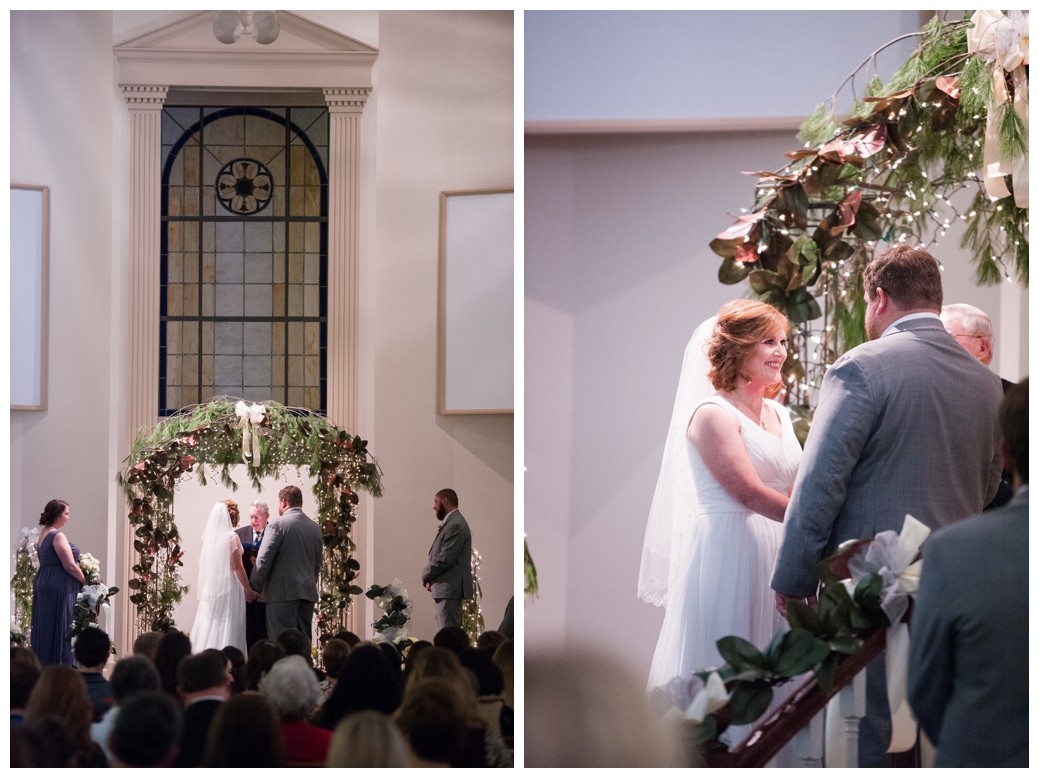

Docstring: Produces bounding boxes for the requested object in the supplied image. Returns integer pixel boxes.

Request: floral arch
[116,397,382,639]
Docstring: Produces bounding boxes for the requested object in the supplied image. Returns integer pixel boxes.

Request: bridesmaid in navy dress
[30,499,86,665]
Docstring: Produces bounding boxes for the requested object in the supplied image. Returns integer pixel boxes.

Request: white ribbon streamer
[235,400,266,463]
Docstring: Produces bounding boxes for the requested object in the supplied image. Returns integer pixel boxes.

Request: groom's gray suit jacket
[422,510,473,600]
[772,317,1003,597]
[250,507,323,603]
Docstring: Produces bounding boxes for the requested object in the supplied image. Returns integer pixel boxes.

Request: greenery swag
[710,11,1028,429]
[116,397,382,638]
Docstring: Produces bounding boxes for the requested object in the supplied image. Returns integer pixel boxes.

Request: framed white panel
[11,184,49,411]
[438,189,514,414]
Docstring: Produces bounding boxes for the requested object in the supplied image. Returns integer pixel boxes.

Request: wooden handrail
[705,628,887,768]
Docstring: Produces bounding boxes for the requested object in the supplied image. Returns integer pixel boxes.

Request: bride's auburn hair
[707,299,789,398]
[223,499,240,528]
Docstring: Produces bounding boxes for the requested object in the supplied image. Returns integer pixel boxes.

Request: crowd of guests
[11,624,514,768]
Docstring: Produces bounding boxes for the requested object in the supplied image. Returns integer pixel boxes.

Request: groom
[771,245,1004,766]
[250,485,323,644]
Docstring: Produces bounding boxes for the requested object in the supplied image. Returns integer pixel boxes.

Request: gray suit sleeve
[424,522,465,583]
[907,540,954,743]
[771,356,875,596]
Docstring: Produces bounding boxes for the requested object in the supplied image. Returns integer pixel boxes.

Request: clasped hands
[245,588,259,603]
[774,591,817,617]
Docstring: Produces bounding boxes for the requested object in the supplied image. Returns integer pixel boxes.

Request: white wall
[10,10,514,651]
[10,11,116,609]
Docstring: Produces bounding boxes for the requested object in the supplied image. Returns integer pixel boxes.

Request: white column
[119,83,168,645]
[324,87,370,432]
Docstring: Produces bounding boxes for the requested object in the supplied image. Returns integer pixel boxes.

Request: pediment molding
[114,11,377,91]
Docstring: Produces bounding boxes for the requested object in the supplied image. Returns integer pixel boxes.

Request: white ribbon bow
[967,10,1029,208]
[235,400,267,463]
[685,671,731,724]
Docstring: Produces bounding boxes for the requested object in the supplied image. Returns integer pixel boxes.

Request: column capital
[120,84,169,108]
[323,87,371,112]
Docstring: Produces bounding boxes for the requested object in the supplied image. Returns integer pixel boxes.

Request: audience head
[154,629,193,695]
[460,647,504,697]
[177,648,232,701]
[11,714,78,767]
[39,498,69,527]
[203,692,284,767]
[396,679,469,767]
[326,710,408,768]
[11,644,41,668]
[707,299,789,397]
[333,629,361,649]
[73,626,111,670]
[11,659,41,712]
[1001,377,1028,485]
[246,640,285,691]
[319,642,404,729]
[26,665,97,766]
[109,655,162,703]
[433,625,470,654]
[403,640,433,683]
[132,630,163,661]
[526,650,685,767]
[863,245,943,339]
[376,638,404,672]
[940,303,994,365]
[492,639,514,706]
[406,645,463,689]
[321,638,352,680]
[259,654,320,721]
[275,627,313,665]
[221,644,247,694]
[223,498,241,528]
[108,691,182,768]
[476,629,507,653]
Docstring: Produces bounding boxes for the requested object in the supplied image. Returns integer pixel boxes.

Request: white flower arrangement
[70,551,119,645]
[366,578,413,646]
[79,552,102,583]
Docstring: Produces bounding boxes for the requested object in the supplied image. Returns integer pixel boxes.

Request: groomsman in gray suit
[771,245,1004,767]
[422,488,473,630]
[250,485,324,644]
[908,378,1028,767]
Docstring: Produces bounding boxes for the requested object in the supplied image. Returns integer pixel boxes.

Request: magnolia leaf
[728,680,774,725]
[851,202,883,241]
[814,652,841,696]
[785,288,822,324]
[718,256,751,285]
[769,629,831,678]
[748,269,785,295]
[829,635,865,654]
[774,183,809,230]
[784,597,824,636]
[717,635,765,672]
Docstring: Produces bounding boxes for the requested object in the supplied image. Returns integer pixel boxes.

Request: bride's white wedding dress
[646,395,801,741]
[190,503,247,653]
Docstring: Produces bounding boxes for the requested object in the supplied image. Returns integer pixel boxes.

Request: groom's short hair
[279,485,303,508]
[863,245,943,311]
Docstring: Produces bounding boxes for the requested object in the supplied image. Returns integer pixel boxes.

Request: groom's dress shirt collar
[882,311,941,338]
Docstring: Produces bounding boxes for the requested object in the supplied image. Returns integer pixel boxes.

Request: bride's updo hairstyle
[39,499,69,526]
[707,299,789,398]
[223,499,240,528]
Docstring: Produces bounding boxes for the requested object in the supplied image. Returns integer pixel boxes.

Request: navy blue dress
[30,530,82,666]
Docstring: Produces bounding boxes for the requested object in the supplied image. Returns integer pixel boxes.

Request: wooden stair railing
[704,628,887,768]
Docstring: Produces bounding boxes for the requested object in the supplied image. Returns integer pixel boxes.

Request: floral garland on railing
[366,579,414,651]
[663,515,928,750]
[711,11,1028,425]
[10,525,40,641]
[71,552,119,649]
[116,396,383,638]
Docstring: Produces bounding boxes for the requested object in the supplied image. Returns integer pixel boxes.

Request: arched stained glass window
[160,105,328,415]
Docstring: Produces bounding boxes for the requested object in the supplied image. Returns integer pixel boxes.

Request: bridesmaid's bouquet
[70,551,119,646]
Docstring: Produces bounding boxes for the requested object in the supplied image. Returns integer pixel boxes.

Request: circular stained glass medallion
[215,158,273,215]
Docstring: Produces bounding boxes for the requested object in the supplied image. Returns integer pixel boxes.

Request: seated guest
[433,625,470,655]
[11,714,79,767]
[132,630,164,662]
[11,659,41,725]
[174,649,233,767]
[395,679,469,767]
[260,654,332,765]
[204,692,285,767]
[333,629,361,649]
[11,645,41,668]
[275,627,324,679]
[90,655,162,761]
[318,642,403,730]
[154,629,192,697]
[73,627,114,721]
[221,644,247,695]
[316,638,351,707]
[402,640,433,685]
[246,639,285,692]
[908,378,1029,767]
[326,710,408,768]
[26,665,107,767]
[108,691,182,768]
[476,629,507,654]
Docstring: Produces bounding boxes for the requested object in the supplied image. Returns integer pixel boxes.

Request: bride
[190,501,255,653]
[639,299,801,746]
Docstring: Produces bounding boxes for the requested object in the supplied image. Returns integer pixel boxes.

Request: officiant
[237,501,270,648]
